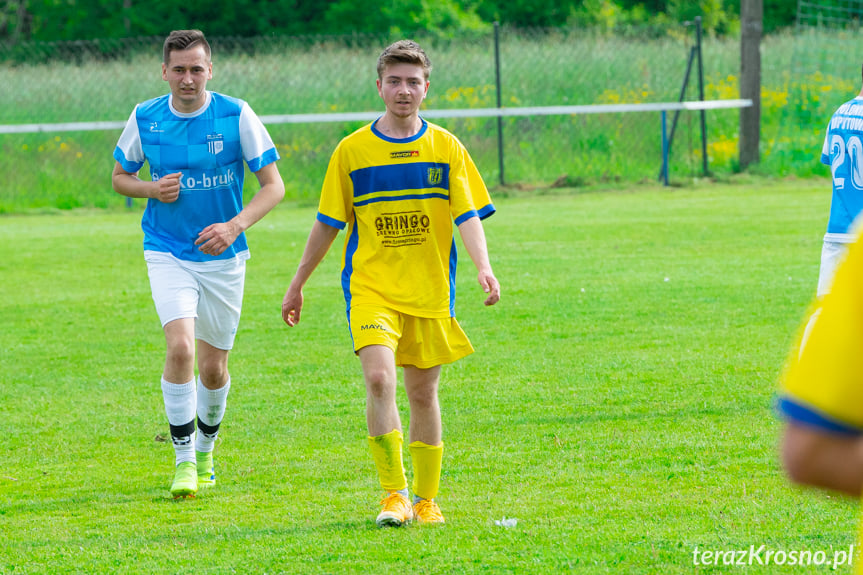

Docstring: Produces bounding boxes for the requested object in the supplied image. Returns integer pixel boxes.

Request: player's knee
[365,372,396,401]
[406,386,438,411]
[165,338,195,369]
[198,361,228,388]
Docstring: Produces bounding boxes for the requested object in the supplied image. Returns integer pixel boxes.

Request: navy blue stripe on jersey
[448,237,457,316]
[355,192,449,208]
[776,397,860,435]
[351,163,450,197]
[342,210,360,312]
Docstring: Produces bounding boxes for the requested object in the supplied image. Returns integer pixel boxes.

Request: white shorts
[145,252,246,350]
[817,240,853,297]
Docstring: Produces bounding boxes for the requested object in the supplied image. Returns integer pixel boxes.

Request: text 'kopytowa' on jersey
[822,97,863,240]
[113,91,279,263]
[316,118,494,319]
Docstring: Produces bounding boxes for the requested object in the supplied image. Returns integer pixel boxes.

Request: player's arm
[112,162,182,203]
[782,421,863,496]
[457,216,500,307]
[282,219,340,327]
[196,162,286,256]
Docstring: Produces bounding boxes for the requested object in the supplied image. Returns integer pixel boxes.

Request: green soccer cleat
[196,450,216,488]
[170,461,198,499]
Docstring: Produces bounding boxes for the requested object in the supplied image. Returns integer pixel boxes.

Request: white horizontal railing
[0,99,752,134]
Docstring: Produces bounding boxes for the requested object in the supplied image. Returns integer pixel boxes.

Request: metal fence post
[494,22,505,186]
[695,16,709,176]
[661,111,669,185]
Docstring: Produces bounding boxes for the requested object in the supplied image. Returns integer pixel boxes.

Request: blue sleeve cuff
[776,396,861,436]
[454,204,496,226]
[316,212,346,230]
[249,148,280,172]
[454,210,478,226]
[113,147,144,174]
[477,203,496,220]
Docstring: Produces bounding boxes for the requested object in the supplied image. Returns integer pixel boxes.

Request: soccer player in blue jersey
[281,40,500,527]
[112,29,285,498]
[814,81,863,297]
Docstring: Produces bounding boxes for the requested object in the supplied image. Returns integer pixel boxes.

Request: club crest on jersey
[207,133,224,155]
[427,167,443,185]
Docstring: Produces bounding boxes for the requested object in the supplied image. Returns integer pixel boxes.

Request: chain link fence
[758,0,863,179]
[0,26,747,212]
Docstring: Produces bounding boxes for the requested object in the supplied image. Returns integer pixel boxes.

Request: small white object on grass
[494,517,518,528]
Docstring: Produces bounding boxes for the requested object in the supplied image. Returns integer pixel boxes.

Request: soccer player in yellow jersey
[281,40,500,527]
[779,231,863,570]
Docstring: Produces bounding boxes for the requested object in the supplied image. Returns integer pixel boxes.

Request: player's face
[162,45,212,114]
[376,63,429,119]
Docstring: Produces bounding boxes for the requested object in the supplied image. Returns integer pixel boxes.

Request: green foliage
[667,0,738,35]
[323,0,489,37]
[0,0,797,43]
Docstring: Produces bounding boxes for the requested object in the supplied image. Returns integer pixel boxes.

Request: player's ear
[162,62,168,81]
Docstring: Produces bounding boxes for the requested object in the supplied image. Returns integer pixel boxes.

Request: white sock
[161,377,196,465]
[195,376,230,453]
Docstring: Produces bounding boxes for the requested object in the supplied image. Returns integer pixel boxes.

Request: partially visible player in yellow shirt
[779,231,863,572]
[281,39,500,527]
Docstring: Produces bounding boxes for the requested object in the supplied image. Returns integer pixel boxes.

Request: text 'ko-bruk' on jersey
[114,92,279,263]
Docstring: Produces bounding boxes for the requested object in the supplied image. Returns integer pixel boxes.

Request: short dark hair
[163,29,211,64]
[376,40,432,80]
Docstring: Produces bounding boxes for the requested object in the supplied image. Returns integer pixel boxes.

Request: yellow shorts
[348,306,474,368]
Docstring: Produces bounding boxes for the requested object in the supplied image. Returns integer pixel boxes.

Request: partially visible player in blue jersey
[816,81,863,297]
[797,78,863,356]
[112,29,285,499]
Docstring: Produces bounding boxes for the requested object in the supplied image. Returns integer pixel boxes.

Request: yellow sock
[409,440,443,500]
[368,429,407,492]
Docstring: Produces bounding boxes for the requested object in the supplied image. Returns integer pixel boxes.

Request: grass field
[1,179,859,573]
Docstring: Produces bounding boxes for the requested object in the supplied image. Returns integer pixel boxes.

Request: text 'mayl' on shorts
[348,305,474,368]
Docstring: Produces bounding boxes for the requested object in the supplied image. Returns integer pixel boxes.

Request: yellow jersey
[779,233,863,434]
[316,118,494,318]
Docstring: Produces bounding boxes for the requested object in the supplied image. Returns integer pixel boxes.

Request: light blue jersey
[821,96,863,239]
[114,92,279,263]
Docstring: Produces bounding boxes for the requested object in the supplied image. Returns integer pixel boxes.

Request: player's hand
[282,286,304,327]
[195,221,241,256]
[154,172,182,203]
[478,270,500,306]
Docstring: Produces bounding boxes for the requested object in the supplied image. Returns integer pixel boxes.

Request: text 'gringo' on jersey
[821,97,863,241]
[113,92,279,264]
[317,118,495,318]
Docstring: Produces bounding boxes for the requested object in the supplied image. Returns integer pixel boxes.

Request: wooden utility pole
[740,0,763,169]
